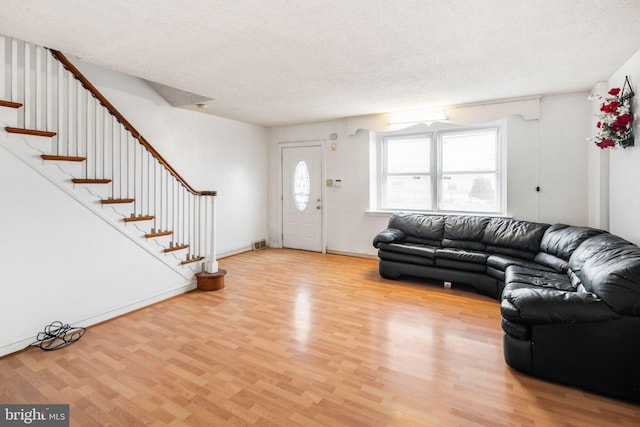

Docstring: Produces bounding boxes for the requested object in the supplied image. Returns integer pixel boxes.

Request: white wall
[0,141,192,355]
[71,60,269,255]
[268,121,389,257]
[538,93,591,225]
[588,82,610,230]
[505,114,539,221]
[268,94,591,257]
[607,48,640,245]
[0,58,269,356]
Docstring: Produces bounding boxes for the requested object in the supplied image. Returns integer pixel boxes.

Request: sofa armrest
[500,287,620,324]
[373,228,406,248]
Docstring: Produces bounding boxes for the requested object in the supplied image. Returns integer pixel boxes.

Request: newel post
[206,192,219,273]
[195,191,226,291]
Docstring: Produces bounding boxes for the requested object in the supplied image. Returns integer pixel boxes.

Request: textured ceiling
[2,0,640,127]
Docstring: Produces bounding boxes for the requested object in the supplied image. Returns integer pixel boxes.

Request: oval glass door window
[293,160,310,211]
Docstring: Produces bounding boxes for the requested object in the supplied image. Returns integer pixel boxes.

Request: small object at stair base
[196,269,227,291]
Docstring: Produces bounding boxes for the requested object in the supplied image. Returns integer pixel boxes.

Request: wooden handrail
[50,50,217,197]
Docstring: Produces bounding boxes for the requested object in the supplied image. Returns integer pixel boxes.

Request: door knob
[316,205,321,209]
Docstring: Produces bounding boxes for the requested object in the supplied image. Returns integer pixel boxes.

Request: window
[381,136,433,211]
[376,125,504,214]
[293,160,310,211]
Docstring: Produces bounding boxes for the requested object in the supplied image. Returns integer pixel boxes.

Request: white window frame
[374,122,506,215]
[380,134,434,211]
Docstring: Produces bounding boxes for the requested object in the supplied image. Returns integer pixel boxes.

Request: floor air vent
[252,239,267,250]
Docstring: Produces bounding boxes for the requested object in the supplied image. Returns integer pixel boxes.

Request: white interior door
[282,145,323,252]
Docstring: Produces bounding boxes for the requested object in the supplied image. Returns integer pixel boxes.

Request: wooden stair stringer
[0,133,199,280]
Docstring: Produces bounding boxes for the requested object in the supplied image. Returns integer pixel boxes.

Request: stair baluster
[0,33,218,272]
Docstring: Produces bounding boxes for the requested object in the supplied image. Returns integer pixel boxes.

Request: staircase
[0,34,219,274]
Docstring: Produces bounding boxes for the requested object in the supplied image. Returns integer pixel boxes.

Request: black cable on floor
[26,321,86,351]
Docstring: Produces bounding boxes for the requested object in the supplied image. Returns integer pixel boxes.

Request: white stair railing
[1,34,218,272]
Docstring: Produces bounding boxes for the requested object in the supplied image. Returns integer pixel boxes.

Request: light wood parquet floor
[1,249,639,426]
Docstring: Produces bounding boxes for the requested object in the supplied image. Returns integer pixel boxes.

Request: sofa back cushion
[388,213,445,246]
[442,215,490,251]
[482,218,549,259]
[533,224,606,272]
[567,233,633,287]
[579,243,640,315]
[540,224,606,259]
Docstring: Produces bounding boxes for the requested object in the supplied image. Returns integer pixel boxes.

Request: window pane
[441,130,497,172]
[387,137,430,173]
[383,175,432,210]
[439,173,499,212]
[376,125,503,214]
[293,161,310,211]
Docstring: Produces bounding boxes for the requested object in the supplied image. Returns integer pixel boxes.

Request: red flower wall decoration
[589,78,635,149]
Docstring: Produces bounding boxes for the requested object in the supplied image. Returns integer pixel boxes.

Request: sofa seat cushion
[487,255,552,273]
[378,249,434,266]
[377,242,437,258]
[487,255,553,283]
[435,248,489,264]
[434,248,489,273]
[486,245,537,260]
[442,238,486,251]
[500,287,621,324]
[533,252,568,273]
[435,258,486,273]
[505,265,573,291]
[404,236,442,247]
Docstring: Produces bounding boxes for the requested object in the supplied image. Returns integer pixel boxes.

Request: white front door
[282,145,323,252]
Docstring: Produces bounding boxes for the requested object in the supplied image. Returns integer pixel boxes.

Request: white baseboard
[73,279,197,327]
[0,279,196,357]
[326,248,378,259]
[218,246,253,259]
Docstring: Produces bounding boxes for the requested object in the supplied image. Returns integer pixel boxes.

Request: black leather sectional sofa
[373,213,640,403]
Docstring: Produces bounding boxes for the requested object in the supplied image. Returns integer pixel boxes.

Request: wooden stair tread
[41,154,86,162]
[0,100,23,109]
[146,231,173,238]
[6,127,56,137]
[72,178,112,184]
[181,256,204,265]
[101,198,134,204]
[123,215,154,222]
[164,244,189,253]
